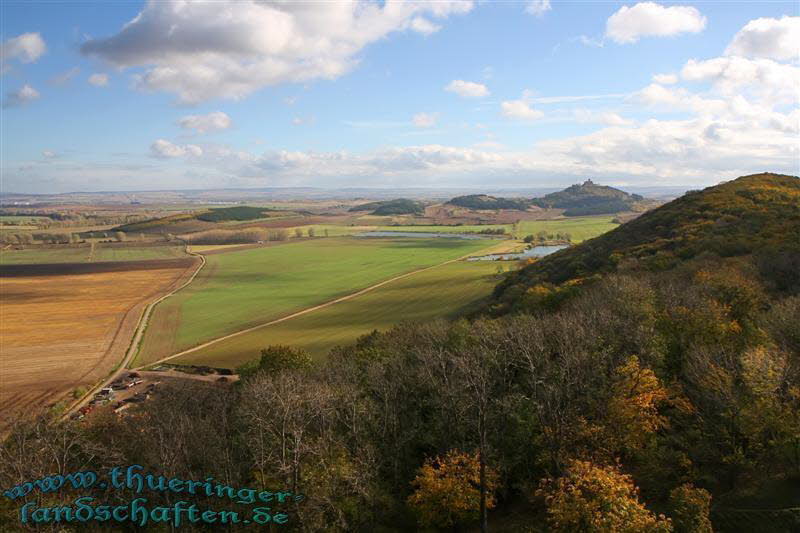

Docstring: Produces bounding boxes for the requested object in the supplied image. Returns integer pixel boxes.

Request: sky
[1,0,798,193]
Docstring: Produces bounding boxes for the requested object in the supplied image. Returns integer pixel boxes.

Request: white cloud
[42,150,57,159]
[49,67,80,86]
[150,139,203,158]
[80,0,474,103]
[445,79,490,98]
[680,57,799,105]
[652,73,678,85]
[573,109,634,126]
[3,84,40,108]
[88,73,109,87]
[501,93,543,120]
[606,2,706,44]
[413,112,439,127]
[525,0,551,17]
[1,33,46,64]
[409,17,441,35]
[725,16,800,61]
[178,111,232,134]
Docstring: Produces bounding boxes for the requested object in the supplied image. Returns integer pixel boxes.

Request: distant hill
[196,206,276,222]
[530,179,644,215]
[492,173,800,311]
[348,198,424,216]
[446,194,529,211]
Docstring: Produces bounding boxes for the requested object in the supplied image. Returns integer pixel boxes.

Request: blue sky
[1,1,798,193]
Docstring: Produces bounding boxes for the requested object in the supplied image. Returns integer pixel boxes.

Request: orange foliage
[407,449,499,529]
[537,460,672,533]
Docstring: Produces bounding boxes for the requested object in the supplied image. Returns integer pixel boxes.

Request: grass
[92,245,188,262]
[517,216,619,242]
[137,236,500,365]
[0,245,187,264]
[301,216,617,243]
[172,260,504,368]
[0,247,91,264]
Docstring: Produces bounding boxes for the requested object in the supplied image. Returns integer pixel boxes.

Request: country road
[60,248,206,420]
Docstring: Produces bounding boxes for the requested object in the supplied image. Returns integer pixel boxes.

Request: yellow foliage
[537,460,673,533]
[740,345,785,398]
[606,356,669,452]
[407,449,499,529]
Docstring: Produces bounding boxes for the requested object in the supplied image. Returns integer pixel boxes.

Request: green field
[0,247,90,264]
[517,216,619,242]
[172,261,502,369]
[293,215,617,243]
[0,245,187,264]
[137,236,499,365]
[91,245,187,262]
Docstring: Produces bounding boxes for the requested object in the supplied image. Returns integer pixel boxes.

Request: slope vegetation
[493,173,800,312]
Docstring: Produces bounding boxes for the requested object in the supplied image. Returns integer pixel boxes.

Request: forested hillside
[530,179,645,215]
[447,194,529,210]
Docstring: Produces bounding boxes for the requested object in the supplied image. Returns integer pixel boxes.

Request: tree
[295,228,304,238]
[603,356,669,455]
[524,235,535,243]
[669,484,712,533]
[537,460,672,533]
[307,227,316,238]
[408,449,498,530]
[114,231,126,242]
[237,345,313,376]
[324,229,330,237]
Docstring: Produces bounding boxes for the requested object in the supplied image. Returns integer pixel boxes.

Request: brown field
[0,258,198,425]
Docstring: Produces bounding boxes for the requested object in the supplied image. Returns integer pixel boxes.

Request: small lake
[356,231,491,240]
[467,244,569,261]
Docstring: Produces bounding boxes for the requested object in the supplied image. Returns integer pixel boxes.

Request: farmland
[0,258,198,424]
[137,236,500,365]
[289,215,618,243]
[0,244,187,264]
[170,260,503,369]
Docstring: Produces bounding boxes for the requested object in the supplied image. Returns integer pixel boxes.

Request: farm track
[60,251,206,421]
[136,249,487,370]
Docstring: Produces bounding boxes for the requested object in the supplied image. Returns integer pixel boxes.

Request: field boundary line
[136,244,500,369]
[60,247,206,421]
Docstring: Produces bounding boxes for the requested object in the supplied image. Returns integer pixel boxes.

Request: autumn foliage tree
[669,483,712,533]
[537,460,672,533]
[407,450,499,530]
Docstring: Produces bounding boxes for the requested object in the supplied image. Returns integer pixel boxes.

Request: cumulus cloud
[606,2,706,44]
[1,33,46,65]
[80,0,473,103]
[150,139,203,158]
[652,73,678,85]
[3,84,40,108]
[88,73,109,87]
[178,111,232,134]
[725,16,799,61]
[445,79,490,98]
[525,0,551,17]
[42,150,57,159]
[501,93,543,120]
[412,112,439,127]
[680,57,799,105]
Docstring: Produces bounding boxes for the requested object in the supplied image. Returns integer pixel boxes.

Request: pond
[355,231,491,240]
[467,244,569,261]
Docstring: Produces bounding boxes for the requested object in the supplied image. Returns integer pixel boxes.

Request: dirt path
[61,249,206,420]
[135,246,496,370]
